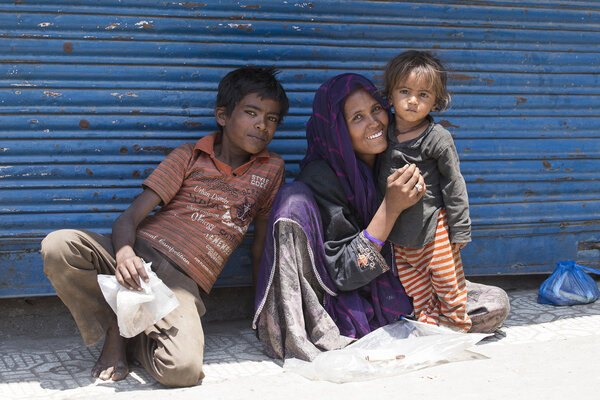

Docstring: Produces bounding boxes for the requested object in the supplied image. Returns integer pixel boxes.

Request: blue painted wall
[2,1,600,296]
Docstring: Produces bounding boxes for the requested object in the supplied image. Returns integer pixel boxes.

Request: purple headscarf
[301,73,393,226]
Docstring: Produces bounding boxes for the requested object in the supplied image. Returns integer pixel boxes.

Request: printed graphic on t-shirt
[140,168,261,290]
[250,174,270,189]
[236,198,252,224]
[140,232,192,267]
[138,138,284,293]
[220,206,248,235]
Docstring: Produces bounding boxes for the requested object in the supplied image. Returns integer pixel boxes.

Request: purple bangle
[363,230,385,247]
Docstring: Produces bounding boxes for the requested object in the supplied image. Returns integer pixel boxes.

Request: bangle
[363,230,385,247]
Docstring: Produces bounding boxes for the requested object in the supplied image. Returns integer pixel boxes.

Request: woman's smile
[367,130,384,140]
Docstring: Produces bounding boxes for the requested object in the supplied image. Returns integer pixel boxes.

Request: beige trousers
[41,229,206,387]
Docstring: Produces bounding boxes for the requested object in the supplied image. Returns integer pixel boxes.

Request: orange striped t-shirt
[137,131,285,293]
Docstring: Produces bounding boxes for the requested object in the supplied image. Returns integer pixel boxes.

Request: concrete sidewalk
[2,278,600,400]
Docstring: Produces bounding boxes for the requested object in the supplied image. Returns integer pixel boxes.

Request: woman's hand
[365,164,425,249]
[383,163,425,218]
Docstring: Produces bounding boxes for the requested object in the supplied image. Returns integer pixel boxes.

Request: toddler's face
[389,72,437,127]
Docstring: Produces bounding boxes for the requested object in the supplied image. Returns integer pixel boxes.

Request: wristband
[363,230,385,247]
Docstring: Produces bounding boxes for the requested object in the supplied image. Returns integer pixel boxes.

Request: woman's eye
[373,105,382,112]
[353,114,363,121]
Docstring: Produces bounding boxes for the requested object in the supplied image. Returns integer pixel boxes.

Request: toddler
[378,51,471,331]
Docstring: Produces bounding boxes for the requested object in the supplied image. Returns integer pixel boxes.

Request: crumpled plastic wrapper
[284,318,490,383]
[97,261,180,338]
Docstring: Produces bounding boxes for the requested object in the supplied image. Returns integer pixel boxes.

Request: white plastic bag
[284,319,490,383]
[97,261,180,338]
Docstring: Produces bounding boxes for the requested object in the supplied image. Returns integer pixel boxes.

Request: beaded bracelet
[363,230,385,247]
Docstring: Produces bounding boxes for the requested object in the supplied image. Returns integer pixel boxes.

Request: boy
[41,66,289,386]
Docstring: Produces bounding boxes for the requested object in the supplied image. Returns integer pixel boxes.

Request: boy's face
[389,72,437,126]
[215,92,282,156]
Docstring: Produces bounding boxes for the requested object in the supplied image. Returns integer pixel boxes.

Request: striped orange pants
[393,210,472,332]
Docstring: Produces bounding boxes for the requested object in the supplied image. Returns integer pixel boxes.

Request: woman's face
[343,89,389,167]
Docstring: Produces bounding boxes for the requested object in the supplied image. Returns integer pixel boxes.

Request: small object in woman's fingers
[415,183,423,192]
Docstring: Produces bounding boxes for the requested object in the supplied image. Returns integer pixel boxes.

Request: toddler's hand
[452,242,467,252]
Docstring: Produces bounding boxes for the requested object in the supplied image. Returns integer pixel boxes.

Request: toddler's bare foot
[92,319,129,381]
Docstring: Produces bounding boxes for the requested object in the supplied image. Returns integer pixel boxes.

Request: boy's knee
[42,229,78,253]
[155,356,204,387]
[41,229,80,275]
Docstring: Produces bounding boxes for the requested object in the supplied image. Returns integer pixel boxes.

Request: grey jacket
[377,118,471,248]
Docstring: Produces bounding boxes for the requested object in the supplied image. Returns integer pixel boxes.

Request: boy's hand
[111,188,161,291]
[452,242,467,252]
[115,245,149,291]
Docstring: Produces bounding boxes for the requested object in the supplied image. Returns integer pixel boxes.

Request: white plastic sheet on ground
[284,318,490,383]
[97,261,179,338]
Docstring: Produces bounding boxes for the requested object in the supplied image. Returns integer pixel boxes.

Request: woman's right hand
[383,164,425,217]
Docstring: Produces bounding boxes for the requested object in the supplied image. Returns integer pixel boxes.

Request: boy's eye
[268,116,279,123]
[245,110,256,116]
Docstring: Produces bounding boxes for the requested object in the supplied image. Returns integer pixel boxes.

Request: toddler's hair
[383,51,451,112]
[216,66,289,124]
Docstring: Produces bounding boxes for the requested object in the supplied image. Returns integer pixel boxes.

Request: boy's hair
[383,50,451,112]
[216,66,289,126]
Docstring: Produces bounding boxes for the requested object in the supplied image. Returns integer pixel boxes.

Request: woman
[253,73,509,361]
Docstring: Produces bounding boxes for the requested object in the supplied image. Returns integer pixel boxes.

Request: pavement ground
[1,276,600,400]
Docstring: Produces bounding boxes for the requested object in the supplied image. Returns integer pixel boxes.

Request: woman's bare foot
[92,318,129,381]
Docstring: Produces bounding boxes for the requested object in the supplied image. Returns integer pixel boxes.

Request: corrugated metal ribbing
[1,1,599,296]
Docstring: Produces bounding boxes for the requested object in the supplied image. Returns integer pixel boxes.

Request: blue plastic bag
[537,260,600,306]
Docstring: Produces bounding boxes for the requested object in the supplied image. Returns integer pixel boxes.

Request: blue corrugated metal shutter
[2,1,599,297]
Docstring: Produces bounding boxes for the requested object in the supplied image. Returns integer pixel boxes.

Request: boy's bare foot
[92,319,129,381]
